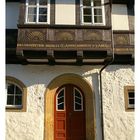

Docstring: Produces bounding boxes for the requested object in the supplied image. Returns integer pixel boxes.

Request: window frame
[124,86,135,112]
[74,87,83,111]
[6,76,27,112]
[56,87,65,111]
[25,0,50,24]
[80,0,105,25]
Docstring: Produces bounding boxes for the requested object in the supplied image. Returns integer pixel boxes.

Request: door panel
[54,84,86,140]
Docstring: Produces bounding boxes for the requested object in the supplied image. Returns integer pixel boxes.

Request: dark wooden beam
[76,51,83,65]
[17,24,111,29]
[47,50,55,65]
[6,0,20,2]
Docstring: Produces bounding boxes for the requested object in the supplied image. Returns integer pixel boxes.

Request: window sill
[6,106,26,112]
[125,108,135,112]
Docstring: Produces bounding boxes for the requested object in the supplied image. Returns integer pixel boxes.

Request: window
[124,86,135,111]
[81,0,104,24]
[56,88,65,111]
[6,76,27,112]
[74,88,83,111]
[25,0,49,24]
[6,83,22,108]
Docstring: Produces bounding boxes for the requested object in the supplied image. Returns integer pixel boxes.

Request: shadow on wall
[103,65,134,72]
[6,65,101,87]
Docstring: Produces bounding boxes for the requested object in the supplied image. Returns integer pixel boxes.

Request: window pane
[94,0,101,6]
[39,0,47,5]
[74,88,83,111]
[39,8,47,14]
[75,97,81,104]
[129,99,134,105]
[94,9,102,15]
[58,90,64,98]
[128,92,134,98]
[8,84,15,95]
[84,16,92,22]
[57,89,65,110]
[84,8,92,15]
[94,16,102,23]
[58,97,64,104]
[75,103,82,110]
[75,90,81,98]
[28,7,36,15]
[28,0,37,5]
[7,95,14,105]
[27,15,36,22]
[15,95,22,105]
[58,103,64,110]
[16,86,22,95]
[83,0,91,6]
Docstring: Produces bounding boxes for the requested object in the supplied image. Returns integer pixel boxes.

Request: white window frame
[25,0,50,24]
[80,0,105,25]
[74,87,83,111]
[56,88,65,111]
[6,81,23,109]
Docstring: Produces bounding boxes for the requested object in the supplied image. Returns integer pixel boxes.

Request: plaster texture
[102,66,134,140]
[6,65,134,140]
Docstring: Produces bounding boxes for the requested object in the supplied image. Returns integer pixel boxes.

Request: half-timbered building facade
[6,0,134,140]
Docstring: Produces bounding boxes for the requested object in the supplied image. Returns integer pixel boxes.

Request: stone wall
[6,65,134,140]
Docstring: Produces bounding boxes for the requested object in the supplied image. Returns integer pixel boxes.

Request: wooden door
[54,84,86,140]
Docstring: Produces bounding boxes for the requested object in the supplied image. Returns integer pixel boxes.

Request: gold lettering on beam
[17,44,46,48]
[17,43,111,48]
[46,44,111,48]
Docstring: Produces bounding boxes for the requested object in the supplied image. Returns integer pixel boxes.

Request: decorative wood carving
[83,30,102,41]
[26,31,45,42]
[55,31,75,41]
[17,27,114,51]
[114,34,129,45]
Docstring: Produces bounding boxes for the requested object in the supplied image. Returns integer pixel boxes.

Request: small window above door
[56,88,65,111]
[74,87,83,111]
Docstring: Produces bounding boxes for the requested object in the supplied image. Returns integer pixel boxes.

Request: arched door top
[44,73,96,140]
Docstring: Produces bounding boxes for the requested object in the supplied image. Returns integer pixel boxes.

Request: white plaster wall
[102,65,134,140]
[6,65,134,140]
[6,2,19,29]
[55,0,75,25]
[112,4,129,30]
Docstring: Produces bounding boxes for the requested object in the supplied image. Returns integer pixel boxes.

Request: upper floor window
[25,0,49,24]
[6,76,27,112]
[81,0,104,25]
